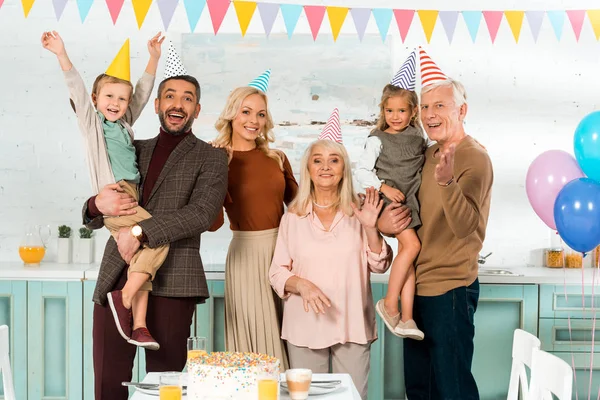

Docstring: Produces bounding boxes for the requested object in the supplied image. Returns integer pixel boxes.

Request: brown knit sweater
[415,136,493,296]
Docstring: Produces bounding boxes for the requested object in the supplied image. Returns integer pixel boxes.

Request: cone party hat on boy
[391,50,417,91]
[318,108,342,143]
[105,39,130,82]
[419,46,447,87]
[248,69,271,93]
[164,41,188,79]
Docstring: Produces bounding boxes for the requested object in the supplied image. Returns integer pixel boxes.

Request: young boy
[42,31,166,350]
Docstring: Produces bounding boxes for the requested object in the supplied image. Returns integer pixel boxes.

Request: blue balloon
[554,178,600,253]
[574,111,600,181]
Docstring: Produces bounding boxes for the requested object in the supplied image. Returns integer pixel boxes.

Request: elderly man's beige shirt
[415,135,493,296]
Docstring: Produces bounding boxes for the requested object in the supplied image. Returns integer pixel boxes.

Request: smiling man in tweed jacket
[82,75,228,400]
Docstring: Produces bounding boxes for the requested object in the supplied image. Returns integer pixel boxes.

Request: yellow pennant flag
[22,0,35,17]
[132,0,153,29]
[418,10,439,43]
[505,11,525,43]
[587,10,600,40]
[105,39,131,82]
[327,6,349,42]
[234,1,257,37]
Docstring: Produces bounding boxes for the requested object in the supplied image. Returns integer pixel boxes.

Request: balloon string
[588,265,597,400]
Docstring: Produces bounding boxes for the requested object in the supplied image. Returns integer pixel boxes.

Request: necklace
[313,201,335,209]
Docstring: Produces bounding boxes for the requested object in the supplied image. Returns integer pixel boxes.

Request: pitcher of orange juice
[19,225,51,266]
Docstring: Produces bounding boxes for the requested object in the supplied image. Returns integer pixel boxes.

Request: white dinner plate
[280,381,342,396]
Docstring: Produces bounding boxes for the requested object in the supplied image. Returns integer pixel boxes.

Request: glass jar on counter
[565,249,583,268]
[592,245,600,268]
[544,248,564,268]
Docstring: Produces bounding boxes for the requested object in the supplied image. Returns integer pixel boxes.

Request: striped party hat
[391,50,417,91]
[419,47,447,87]
[164,41,188,79]
[248,69,271,92]
[318,108,342,143]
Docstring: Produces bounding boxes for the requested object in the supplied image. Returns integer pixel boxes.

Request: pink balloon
[526,150,584,230]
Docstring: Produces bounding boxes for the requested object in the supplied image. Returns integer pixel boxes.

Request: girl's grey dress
[368,126,427,230]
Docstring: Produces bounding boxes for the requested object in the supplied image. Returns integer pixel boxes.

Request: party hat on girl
[248,69,271,92]
[391,49,417,91]
[318,108,342,143]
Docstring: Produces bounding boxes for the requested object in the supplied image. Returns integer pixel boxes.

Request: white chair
[507,329,542,400]
[528,347,573,400]
[0,325,16,400]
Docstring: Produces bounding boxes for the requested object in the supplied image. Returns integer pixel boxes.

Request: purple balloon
[525,150,584,230]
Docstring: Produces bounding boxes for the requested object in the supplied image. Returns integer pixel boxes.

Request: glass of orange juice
[187,336,207,361]
[159,372,182,400]
[257,369,279,400]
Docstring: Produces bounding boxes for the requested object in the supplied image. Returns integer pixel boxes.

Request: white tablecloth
[130,372,361,399]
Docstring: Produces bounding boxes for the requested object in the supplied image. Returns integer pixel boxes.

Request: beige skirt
[224,228,289,369]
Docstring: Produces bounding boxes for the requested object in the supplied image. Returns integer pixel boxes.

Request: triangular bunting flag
[462,11,482,43]
[419,47,447,87]
[350,8,370,42]
[439,11,459,43]
[106,0,125,24]
[483,11,503,43]
[319,108,342,143]
[76,0,94,22]
[418,10,438,43]
[52,0,68,20]
[505,11,525,42]
[248,69,271,92]
[132,0,153,29]
[372,8,393,42]
[22,0,35,17]
[304,5,326,41]
[207,0,230,35]
[525,11,544,42]
[327,6,348,42]
[566,10,585,42]
[391,50,417,91]
[394,9,415,42]
[157,0,179,31]
[183,0,205,32]
[547,10,565,41]
[105,39,130,82]
[280,4,302,39]
[258,2,279,37]
[587,10,600,40]
[0,0,4,8]
[234,1,257,37]
[164,41,188,79]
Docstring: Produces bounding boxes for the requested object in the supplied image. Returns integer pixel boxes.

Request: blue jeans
[404,279,480,400]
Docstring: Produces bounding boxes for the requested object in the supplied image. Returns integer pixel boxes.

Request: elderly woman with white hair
[269,138,412,399]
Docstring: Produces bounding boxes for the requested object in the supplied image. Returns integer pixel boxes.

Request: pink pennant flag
[207,0,230,34]
[0,0,4,9]
[105,0,125,24]
[566,10,585,41]
[157,0,179,31]
[394,9,415,42]
[304,5,326,41]
[483,11,503,43]
[319,108,343,143]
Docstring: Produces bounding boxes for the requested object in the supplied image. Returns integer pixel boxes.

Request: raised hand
[41,31,65,56]
[147,32,165,60]
[435,143,456,185]
[352,187,383,229]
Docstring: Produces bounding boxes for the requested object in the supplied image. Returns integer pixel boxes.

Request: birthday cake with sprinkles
[187,351,280,399]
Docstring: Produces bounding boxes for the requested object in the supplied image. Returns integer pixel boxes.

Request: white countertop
[1,261,598,286]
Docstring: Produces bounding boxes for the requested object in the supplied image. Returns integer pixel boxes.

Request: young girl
[354,83,427,340]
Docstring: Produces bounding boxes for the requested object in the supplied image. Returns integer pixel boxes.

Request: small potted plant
[78,227,94,264]
[57,225,72,263]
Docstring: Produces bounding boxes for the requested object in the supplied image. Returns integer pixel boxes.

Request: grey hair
[421,78,467,107]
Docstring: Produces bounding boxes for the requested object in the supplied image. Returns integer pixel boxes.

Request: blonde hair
[288,140,359,217]
[421,78,467,107]
[214,86,284,170]
[92,73,133,99]
[375,84,420,132]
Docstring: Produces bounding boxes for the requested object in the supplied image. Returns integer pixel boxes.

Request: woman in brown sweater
[212,85,298,368]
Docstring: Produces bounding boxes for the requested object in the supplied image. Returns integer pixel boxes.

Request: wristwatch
[131,225,143,241]
[438,177,455,187]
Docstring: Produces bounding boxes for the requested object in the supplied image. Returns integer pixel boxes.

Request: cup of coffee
[285,368,312,400]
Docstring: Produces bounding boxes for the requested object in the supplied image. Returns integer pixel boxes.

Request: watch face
[131,225,142,237]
